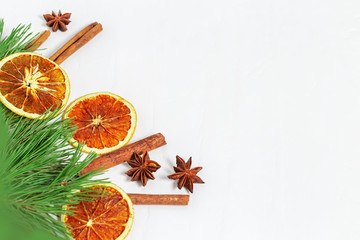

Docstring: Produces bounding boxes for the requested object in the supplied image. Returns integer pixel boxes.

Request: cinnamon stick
[128,194,189,205]
[80,133,167,175]
[50,22,102,64]
[25,30,51,50]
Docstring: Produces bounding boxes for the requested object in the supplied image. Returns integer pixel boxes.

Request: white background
[2,0,360,239]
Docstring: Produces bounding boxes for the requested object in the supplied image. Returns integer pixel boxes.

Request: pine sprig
[0,19,39,60]
[0,104,108,239]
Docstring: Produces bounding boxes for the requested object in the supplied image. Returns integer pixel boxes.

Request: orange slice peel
[0,52,70,119]
[64,92,137,154]
[62,183,134,240]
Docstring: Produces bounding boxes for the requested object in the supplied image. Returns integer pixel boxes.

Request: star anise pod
[168,155,204,193]
[43,10,71,32]
[126,152,161,186]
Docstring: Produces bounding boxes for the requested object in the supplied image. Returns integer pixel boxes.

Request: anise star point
[43,10,71,32]
[126,152,161,186]
[168,155,204,193]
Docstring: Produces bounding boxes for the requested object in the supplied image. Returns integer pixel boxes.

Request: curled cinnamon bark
[80,133,167,175]
[25,30,51,50]
[128,194,189,205]
[50,22,102,64]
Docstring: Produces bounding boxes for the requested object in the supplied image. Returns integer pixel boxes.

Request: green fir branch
[0,19,39,60]
[0,104,108,239]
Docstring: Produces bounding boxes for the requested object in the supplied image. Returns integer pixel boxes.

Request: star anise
[126,152,161,186]
[168,156,204,193]
[43,10,71,32]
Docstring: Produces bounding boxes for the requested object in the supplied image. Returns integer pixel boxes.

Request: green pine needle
[0,20,109,239]
[0,19,39,60]
[0,104,108,239]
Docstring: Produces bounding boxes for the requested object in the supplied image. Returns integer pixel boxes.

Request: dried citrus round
[0,52,70,118]
[64,92,137,154]
[62,183,134,240]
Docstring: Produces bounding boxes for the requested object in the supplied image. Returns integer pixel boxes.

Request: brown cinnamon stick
[50,22,102,64]
[25,30,51,50]
[80,133,167,175]
[128,194,189,205]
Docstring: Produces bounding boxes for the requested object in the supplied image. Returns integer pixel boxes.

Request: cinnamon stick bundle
[50,22,102,64]
[25,30,51,50]
[80,133,167,175]
[128,194,189,205]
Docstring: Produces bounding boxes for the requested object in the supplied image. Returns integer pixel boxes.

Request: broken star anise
[168,155,204,193]
[43,10,71,32]
[126,152,161,186]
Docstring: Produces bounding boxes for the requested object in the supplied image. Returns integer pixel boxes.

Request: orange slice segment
[64,92,137,154]
[62,183,134,240]
[0,53,70,118]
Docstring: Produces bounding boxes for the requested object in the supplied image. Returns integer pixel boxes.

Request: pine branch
[0,103,108,239]
[0,19,39,60]
[0,20,107,239]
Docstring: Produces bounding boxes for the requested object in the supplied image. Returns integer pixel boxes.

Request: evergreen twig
[0,104,108,239]
[0,19,39,59]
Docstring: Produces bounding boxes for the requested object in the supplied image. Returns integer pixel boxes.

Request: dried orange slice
[62,183,134,240]
[64,92,137,154]
[0,52,70,118]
